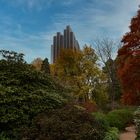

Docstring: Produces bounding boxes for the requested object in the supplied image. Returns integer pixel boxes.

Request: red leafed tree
[117,8,140,105]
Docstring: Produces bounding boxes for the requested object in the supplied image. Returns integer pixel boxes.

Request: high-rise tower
[51,25,80,63]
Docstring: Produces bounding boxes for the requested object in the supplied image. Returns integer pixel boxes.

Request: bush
[106,108,134,130]
[0,59,68,139]
[0,132,10,140]
[103,127,119,140]
[134,106,140,140]
[92,112,109,131]
[21,105,106,140]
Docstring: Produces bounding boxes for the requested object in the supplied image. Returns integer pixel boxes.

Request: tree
[32,58,43,71]
[117,8,140,105]
[0,50,66,139]
[78,45,107,102]
[94,38,121,109]
[55,46,108,105]
[50,63,56,77]
[41,58,50,74]
[55,48,82,88]
[103,59,121,101]
[0,50,25,63]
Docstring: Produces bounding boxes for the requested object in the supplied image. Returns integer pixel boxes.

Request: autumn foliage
[53,46,108,105]
[117,9,140,105]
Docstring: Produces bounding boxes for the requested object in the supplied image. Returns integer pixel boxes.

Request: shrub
[103,127,119,140]
[82,100,97,112]
[134,106,140,140]
[106,108,134,130]
[92,112,109,131]
[0,132,10,140]
[21,105,106,140]
[0,59,68,139]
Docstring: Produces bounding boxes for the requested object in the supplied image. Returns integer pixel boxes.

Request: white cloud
[51,0,139,44]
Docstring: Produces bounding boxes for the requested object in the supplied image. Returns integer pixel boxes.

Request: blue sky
[0,0,139,63]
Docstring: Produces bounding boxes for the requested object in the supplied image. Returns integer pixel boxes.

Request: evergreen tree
[41,58,50,74]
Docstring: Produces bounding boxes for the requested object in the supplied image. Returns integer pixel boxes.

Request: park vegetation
[0,6,140,140]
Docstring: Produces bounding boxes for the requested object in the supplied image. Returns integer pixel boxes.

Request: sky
[0,0,139,63]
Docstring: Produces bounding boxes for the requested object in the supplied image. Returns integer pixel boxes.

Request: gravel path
[119,125,136,140]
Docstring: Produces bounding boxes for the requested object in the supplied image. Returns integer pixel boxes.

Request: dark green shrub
[103,127,119,140]
[134,106,140,140]
[22,105,106,140]
[0,132,10,140]
[92,112,109,131]
[106,108,134,130]
[0,57,68,139]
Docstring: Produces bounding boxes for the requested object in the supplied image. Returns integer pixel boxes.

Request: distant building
[51,25,80,63]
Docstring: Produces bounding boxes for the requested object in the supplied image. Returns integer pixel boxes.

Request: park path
[119,125,136,140]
